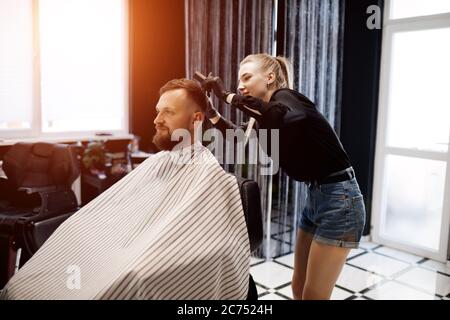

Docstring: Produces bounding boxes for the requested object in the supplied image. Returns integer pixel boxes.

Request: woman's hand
[202,75,232,102]
[205,95,219,119]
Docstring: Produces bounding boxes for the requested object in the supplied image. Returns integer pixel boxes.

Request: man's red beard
[152,128,179,151]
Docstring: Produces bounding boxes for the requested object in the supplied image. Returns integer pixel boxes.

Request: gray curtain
[284,0,344,128]
[272,0,345,258]
[185,0,276,259]
[185,0,275,125]
[185,0,345,259]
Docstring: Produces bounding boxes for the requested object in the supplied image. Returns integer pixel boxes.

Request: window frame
[0,0,129,141]
[371,0,450,262]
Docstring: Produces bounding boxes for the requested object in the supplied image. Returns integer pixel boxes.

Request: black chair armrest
[0,178,9,200]
[18,186,65,194]
[17,186,78,219]
[234,176,264,252]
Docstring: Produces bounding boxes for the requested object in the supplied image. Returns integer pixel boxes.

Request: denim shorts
[298,178,366,249]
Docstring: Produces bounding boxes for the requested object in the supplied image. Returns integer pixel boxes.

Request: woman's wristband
[225,93,235,104]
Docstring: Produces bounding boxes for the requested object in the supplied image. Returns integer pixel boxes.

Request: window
[0,0,128,139]
[0,0,34,131]
[389,0,450,19]
[372,0,450,262]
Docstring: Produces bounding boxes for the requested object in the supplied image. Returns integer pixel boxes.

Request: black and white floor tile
[250,241,450,300]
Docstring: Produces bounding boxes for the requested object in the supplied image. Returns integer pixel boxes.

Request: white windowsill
[0,133,135,147]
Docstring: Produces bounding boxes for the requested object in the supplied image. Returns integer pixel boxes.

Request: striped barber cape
[0,143,250,300]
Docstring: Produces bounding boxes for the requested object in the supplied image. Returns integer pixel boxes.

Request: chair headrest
[32,143,54,157]
[3,142,80,189]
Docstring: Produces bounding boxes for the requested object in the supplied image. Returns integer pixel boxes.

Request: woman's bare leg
[302,241,350,300]
[291,229,314,300]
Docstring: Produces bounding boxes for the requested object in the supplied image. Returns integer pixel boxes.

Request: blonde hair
[240,53,293,90]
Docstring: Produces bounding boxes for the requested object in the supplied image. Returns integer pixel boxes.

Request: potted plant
[82,141,107,175]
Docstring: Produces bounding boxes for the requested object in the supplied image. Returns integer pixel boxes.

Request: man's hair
[159,78,207,112]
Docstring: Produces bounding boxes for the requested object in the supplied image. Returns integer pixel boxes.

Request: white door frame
[371,1,450,262]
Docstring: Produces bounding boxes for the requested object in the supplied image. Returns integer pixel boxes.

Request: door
[372,0,450,262]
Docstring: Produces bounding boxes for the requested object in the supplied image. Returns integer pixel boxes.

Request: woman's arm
[209,114,248,137]
[205,96,246,134]
[202,76,307,129]
[226,93,291,129]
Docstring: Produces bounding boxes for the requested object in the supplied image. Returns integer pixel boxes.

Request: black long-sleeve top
[213,88,352,182]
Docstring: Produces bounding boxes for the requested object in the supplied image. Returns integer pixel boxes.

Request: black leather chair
[234,175,264,300]
[0,142,80,289]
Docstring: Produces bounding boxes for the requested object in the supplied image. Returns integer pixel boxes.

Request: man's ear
[192,111,204,123]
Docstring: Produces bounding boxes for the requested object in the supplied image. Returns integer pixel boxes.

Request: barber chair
[234,175,263,300]
[0,142,80,289]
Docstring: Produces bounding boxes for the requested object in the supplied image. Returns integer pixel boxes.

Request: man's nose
[154,112,163,125]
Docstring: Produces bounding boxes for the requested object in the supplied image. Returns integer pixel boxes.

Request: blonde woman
[202,53,365,300]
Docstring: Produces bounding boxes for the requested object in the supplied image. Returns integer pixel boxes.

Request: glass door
[372,0,450,262]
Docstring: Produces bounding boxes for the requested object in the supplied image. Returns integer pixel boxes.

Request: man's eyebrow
[156,105,174,112]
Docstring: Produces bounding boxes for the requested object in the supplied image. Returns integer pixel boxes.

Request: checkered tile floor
[251,241,450,300]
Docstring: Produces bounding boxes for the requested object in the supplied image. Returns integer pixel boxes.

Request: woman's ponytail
[275,56,293,90]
